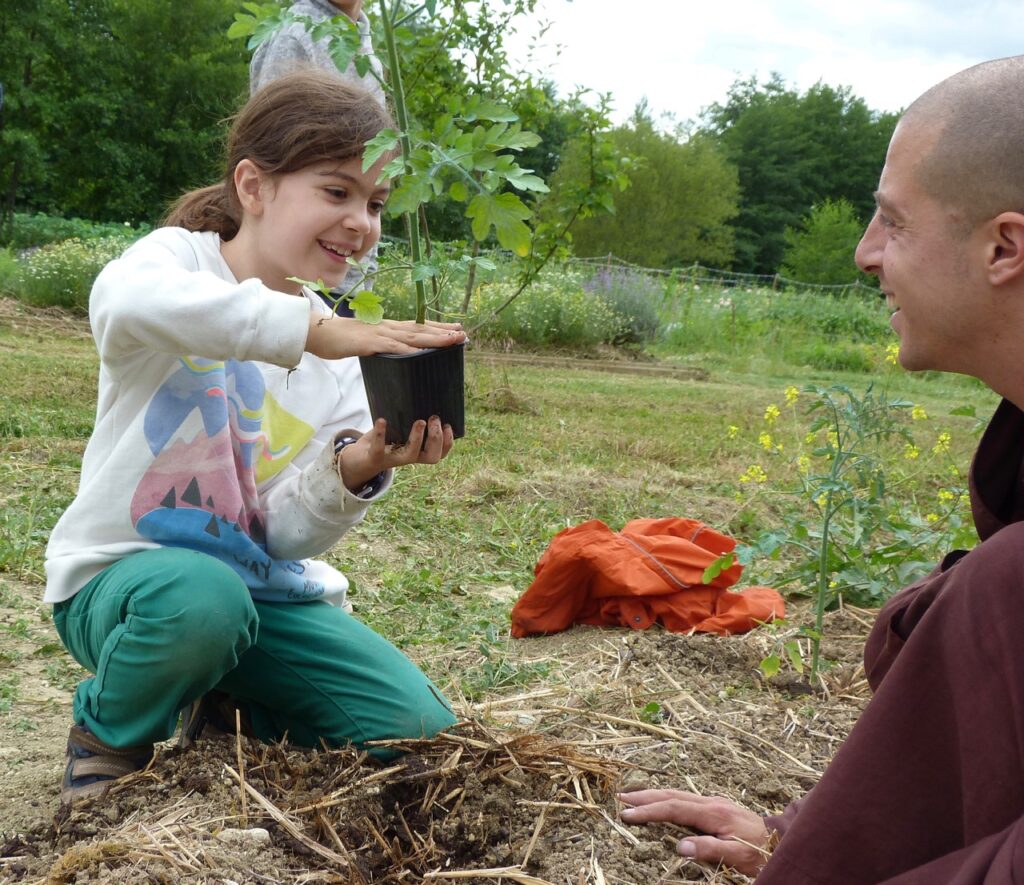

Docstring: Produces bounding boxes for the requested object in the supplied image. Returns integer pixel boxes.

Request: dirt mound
[0,611,872,884]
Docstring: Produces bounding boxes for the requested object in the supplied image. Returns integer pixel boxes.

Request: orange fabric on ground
[510,518,784,637]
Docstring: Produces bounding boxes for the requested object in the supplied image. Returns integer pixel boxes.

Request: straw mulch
[0,607,873,884]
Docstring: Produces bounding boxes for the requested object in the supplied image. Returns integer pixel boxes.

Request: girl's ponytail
[162,183,240,239]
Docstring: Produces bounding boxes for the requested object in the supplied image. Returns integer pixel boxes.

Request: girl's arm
[91,229,310,373]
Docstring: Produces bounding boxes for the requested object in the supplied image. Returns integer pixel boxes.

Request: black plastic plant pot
[359,342,465,445]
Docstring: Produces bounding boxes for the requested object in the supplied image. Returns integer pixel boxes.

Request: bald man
[619,55,1024,883]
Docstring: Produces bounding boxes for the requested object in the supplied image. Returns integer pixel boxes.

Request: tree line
[0,0,896,280]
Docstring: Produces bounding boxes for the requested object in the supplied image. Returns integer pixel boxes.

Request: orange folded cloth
[510,517,784,637]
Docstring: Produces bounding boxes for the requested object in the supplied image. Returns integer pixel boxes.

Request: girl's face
[245,155,389,295]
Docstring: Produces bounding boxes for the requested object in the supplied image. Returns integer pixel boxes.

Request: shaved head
[904,55,1024,225]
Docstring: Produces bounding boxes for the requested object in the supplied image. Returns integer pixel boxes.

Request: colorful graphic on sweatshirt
[129,358,326,601]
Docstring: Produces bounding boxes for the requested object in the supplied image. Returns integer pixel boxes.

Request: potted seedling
[231,1,628,443]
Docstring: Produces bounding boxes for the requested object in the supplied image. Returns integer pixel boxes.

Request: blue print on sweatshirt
[131,357,326,601]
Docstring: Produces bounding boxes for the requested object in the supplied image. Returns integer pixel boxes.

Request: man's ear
[985,212,1024,286]
[234,159,267,216]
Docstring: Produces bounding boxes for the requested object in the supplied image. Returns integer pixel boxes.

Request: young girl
[45,69,465,803]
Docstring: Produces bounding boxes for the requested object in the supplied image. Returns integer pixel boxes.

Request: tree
[781,198,871,285]
[701,75,897,274]
[558,104,738,268]
[0,0,248,232]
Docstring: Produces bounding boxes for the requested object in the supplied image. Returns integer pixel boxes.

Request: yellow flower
[933,432,951,454]
[938,489,955,502]
[911,406,928,421]
[727,425,739,439]
[885,342,900,366]
[739,464,768,484]
[759,432,774,451]
[764,404,781,425]
[804,432,816,445]
[785,386,799,406]
[797,454,811,474]
[827,431,839,449]
[926,513,939,523]
[904,444,920,460]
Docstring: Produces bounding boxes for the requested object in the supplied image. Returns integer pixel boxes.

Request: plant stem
[379,0,427,323]
[811,490,833,681]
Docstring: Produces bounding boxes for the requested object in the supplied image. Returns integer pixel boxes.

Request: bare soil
[0,572,873,885]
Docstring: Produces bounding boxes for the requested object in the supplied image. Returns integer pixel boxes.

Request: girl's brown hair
[163,68,394,239]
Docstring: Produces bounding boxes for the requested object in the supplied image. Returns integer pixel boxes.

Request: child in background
[46,69,465,803]
[250,0,385,311]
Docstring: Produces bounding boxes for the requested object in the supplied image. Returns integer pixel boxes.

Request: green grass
[0,293,997,699]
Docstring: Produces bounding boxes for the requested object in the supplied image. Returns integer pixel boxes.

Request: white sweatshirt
[44,227,391,607]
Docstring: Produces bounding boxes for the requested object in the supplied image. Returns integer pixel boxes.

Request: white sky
[502,0,1024,126]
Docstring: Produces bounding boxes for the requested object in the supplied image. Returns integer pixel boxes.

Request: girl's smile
[222,156,390,295]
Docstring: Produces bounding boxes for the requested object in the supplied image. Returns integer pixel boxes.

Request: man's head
[856,55,1024,395]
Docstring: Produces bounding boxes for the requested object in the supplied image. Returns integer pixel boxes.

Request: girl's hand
[618,789,772,876]
[337,417,454,492]
[307,315,465,360]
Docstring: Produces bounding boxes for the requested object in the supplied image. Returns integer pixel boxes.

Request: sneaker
[178,690,254,748]
[60,724,154,804]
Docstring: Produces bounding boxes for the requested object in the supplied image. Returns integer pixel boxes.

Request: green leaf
[702,552,735,583]
[465,101,519,123]
[759,654,781,679]
[784,640,805,674]
[354,55,373,78]
[449,180,469,202]
[363,129,399,171]
[466,192,533,255]
[504,169,549,193]
[411,262,438,282]
[287,275,330,297]
[349,290,384,324]
[949,405,976,417]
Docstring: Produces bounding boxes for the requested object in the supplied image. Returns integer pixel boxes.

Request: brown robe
[758,398,1024,884]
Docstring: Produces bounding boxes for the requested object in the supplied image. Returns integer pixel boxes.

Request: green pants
[53,547,455,754]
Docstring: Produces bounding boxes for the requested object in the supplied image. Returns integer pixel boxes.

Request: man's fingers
[677,835,766,877]
[619,798,704,827]
[619,789,701,807]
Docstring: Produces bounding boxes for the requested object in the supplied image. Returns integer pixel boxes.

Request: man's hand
[329,0,363,21]
[337,417,454,491]
[619,789,772,877]
[306,315,466,360]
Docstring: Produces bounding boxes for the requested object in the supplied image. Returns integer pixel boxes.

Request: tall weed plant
[9,236,136,312]
[710,363,979,681]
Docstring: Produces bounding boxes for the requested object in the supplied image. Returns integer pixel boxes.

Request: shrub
[581,267,661,344]
[474,275,622,349]
[9,236,136,312]
[0,248,18,295]
[5,213,151,250]
[790,341,878,373]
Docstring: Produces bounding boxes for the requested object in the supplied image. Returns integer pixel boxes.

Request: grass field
[0,294,994,694]
[0,293,1000,882]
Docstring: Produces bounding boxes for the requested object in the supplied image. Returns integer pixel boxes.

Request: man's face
[855,121,987,375]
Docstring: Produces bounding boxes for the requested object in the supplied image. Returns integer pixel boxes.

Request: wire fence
[379,236,881,298]
[566,254,881,297]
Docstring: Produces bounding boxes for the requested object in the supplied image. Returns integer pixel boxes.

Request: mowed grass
[0,298,997,697]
